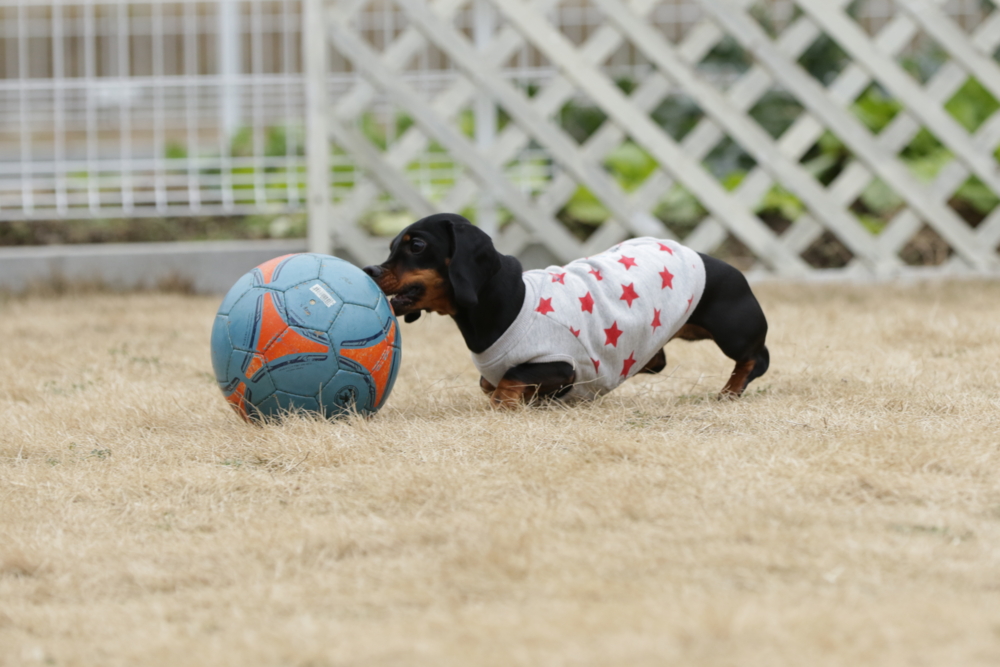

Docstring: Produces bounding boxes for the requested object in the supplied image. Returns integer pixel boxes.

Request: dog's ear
[447,218,499,310]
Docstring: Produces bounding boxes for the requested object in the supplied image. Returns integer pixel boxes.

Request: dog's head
[363,213,499,323]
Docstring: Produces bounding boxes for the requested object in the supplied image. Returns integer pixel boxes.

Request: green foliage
[852,86,902,133]
[945,77,1000,132]
[559,100,608,144]
[157,55,1000,266]
[604,142,657,191]
[798,35,849,86]
[564,186,609,226]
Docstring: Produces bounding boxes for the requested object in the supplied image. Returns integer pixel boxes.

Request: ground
[1,281,999,666]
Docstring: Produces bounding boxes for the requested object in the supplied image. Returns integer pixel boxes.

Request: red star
[592,358,601,372]
[536,297,555,315]
[618,255,638,270]
[658,243,674,254]
[659,266,675,289]
[686,295,694,312]
[604,321,623,347]
[620,282,640,308]
[579,292,595,313]
[651,309,662,331]
[570,327,580,337]
[551,272,566,284]
[621,351,637,377]
[588,267,603,281]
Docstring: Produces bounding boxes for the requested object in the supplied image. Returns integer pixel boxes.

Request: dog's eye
[410,238,427,254]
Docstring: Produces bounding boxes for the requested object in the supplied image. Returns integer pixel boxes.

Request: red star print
[588,267,603,281]
[570,327,580,337]
[536,297,555,315]
[604,321,623,347]
[579,292,595,313]
[659,266,675,289]
[592,358,601,372]
[651,309,662,331]
[620,282,640,308]
[621,351,637,377]
[551,272,566,284]
[686,295,694,312]
[658,243,674,254]
[618,255,638,270]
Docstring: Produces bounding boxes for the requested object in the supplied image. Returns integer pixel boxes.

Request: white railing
[3,1,1000,278]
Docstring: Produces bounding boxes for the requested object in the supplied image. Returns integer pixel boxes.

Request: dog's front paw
[480,376,496,395]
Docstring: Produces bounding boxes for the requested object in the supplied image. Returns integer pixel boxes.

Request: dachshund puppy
[364,213,769,408]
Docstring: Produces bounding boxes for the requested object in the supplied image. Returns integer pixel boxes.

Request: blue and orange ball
[210,253,401,421]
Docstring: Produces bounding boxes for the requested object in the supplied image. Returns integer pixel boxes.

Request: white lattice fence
[307,0,1000,276]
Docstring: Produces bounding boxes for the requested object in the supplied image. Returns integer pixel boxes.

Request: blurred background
[2,0,1000,288]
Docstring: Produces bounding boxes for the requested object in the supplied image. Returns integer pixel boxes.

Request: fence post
[474,0,498,238]
[218,0,242,138]
[304,0,332,256]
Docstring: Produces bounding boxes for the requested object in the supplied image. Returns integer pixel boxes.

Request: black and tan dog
[363,213,769,408]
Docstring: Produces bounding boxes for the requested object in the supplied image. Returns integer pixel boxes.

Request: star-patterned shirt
[472,237,707,401]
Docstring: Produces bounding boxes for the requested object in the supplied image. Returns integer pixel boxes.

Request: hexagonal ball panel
[328,303,388,351]
[282,279,344,333]
[321,370,376,416]
[319,256,383,308]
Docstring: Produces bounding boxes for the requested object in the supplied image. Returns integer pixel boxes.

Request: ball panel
[373,293,397,328]
[227,289,295,356]
[338,318,398,408]
[217,272,255,316]
[269,391,321,415]
[265,326,337,397]
[319,257,382,308]
[327,303,386,349]
[282,279,344,333]
[376,333,402,410]
[253,394,280,419]
[322,369,376,416]
[219,377,251,420]
[210,314,232,382]
[228,349,277,401]
[226,289,266,352]
[252,253,321,291]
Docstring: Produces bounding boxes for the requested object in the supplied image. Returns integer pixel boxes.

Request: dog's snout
[362,265,384,280]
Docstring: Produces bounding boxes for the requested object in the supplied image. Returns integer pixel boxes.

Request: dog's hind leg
[639,348,667,374]
[686,254,770,399]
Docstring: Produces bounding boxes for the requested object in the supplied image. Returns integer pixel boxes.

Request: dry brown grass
[2,281,1000,666]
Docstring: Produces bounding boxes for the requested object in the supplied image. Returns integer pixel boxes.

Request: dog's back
[473,238,705,400]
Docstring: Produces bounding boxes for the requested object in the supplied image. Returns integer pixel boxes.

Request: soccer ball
[210,253,401,421]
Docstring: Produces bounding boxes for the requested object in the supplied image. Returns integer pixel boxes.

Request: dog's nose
[362,265,384,279]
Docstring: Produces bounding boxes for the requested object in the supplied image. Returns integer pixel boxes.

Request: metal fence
[0,0,304,219]
[4,0,1000,278]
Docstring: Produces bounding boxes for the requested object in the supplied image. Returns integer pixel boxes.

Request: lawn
[1,281,999,666]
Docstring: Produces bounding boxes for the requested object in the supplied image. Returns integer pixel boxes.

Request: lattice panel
[314,0,1000,275]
